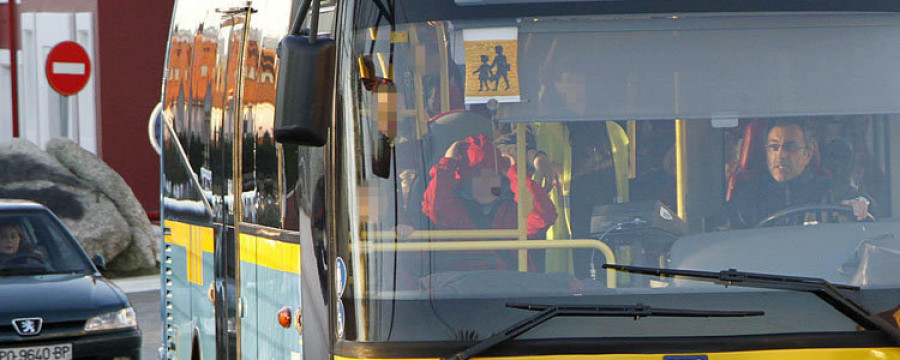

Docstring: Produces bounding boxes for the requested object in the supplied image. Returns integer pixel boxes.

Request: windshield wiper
[443,302,764,360]
[602,264,900,345]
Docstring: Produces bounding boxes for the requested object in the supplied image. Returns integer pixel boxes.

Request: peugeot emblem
[12,318,43,336]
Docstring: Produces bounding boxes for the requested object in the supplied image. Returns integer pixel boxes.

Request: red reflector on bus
[278,307,292,328]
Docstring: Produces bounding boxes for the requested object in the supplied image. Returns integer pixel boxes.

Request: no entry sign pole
[8,1,19,137]
[45,41,92,96]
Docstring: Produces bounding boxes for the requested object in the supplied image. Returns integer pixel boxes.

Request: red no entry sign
[45,41,92,96]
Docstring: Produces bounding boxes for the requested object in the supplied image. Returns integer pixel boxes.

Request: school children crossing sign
[463,27,520,104]
[45,41,92,96]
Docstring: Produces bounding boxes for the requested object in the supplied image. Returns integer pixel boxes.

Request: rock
[0,139,83,194]
[46,138,157,269]
[0,139,133,261]
[54,184,132,259]
[105,231,152,273]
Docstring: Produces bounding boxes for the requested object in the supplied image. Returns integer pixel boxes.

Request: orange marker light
[278,307,292,328]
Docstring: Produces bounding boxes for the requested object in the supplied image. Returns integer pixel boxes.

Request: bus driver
[728,120,871,228]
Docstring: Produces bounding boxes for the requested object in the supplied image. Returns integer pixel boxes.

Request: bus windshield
[340,9,900,342]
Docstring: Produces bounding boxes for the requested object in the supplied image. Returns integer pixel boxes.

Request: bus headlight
[85,307,138,331]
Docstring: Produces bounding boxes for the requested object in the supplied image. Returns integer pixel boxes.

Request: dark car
[0,199,141,360]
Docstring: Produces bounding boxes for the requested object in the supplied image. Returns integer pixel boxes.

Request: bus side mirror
[274,35,336,146]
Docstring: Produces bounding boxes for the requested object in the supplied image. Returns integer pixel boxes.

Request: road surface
[117,276,162,360]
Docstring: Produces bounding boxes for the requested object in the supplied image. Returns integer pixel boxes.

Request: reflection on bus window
[335,11,900,344]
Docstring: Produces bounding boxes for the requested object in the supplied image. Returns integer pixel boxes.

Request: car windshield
[0,211,93,275]
[341,8,900,342]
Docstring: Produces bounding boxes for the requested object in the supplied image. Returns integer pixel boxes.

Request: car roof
[0,199,50,212]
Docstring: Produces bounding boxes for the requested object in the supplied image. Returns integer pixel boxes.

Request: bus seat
[424,110,494,166]
[726,120,768,202]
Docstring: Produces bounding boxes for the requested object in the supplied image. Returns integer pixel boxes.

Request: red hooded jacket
[421,134,558,237]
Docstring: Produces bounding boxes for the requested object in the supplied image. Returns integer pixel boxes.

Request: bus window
[339,10,900,343]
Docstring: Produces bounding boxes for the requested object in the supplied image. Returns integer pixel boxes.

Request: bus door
[211,6,253,360]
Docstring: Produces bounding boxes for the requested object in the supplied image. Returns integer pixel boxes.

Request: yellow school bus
[161,0,900,359]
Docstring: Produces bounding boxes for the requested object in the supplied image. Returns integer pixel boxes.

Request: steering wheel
[1,252,47,267]
[756,203,875,228]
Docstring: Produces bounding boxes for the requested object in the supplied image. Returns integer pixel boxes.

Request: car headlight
[84,307,138,331]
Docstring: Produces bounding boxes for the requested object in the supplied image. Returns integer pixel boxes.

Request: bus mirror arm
[288,0,311,37]
[308,0,319,44]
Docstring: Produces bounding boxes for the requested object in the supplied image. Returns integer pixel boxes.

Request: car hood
[0,274,130,323]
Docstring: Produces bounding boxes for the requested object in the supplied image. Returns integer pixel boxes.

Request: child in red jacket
[421,134,558,271]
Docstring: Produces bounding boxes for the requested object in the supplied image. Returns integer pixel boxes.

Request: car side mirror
[273,34,336,146]
[92,253,106,271]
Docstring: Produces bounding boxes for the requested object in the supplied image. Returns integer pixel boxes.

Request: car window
[0,212,93,275]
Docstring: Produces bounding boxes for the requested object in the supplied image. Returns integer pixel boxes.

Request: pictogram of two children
[473,45,511,91]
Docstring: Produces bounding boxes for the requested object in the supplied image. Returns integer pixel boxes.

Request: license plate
[0,344,72,360]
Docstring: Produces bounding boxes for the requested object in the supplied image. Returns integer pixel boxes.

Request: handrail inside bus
[361,234,617,288]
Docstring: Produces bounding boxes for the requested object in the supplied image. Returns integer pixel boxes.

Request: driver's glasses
[765,143,807,153]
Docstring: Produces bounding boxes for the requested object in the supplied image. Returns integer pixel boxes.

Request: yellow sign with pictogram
[463,27,520,104]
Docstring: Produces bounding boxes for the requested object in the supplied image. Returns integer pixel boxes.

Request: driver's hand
[842,197,871,221]
[30,250,46,263]
[20,250,46,265]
